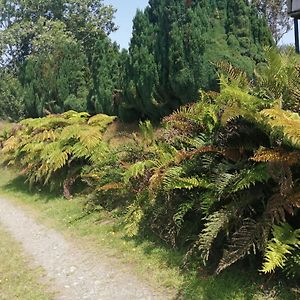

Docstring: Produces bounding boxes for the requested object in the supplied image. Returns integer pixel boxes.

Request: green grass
[0,225,53,300]
[0,168,296,300]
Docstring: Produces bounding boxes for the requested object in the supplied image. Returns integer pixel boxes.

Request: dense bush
[0,0,119,120]
[0,0,273,122]
[83,49,300,280]
[1,111,115,198]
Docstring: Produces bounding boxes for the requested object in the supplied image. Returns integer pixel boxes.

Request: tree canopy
[0,0,121,118]
[120,0,273,121]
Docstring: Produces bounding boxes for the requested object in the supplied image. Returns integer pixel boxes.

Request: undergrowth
[0,169,295,300]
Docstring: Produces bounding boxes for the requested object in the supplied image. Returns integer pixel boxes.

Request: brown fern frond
[267,162,293,197]
[252,148,300,166]
[266,190,300,223]
[96,183,124,191]
[175,146,221,163]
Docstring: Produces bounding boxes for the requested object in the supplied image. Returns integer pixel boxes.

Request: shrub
[1,111,116,198]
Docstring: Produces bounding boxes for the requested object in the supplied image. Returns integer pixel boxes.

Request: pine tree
[121,0,273,121]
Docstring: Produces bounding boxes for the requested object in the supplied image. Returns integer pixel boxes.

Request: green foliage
[121,0,273,120]
[262,223,300,278]
[89,49,300,283]
[20,22,91,117]
[0,0,120,120]
[0,0,116,68]
[0,71,25,121]
[87,38,124,116]
[1,111,116,197]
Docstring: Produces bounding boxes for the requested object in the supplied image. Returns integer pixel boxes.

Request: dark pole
[295,18,300,54]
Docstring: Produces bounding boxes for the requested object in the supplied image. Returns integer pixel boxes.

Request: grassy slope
[0,225,53,300]
[0,168,295,300]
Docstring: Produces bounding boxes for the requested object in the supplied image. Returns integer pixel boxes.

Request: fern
[123,160,154,184]
[261,108,300,149]
[285,253,300,279]
[215,61,249,84]
[230,164,270,193]
[139,120,155,147]
[252,147,300,166]
[1,111,115,197]
[216,219,261,274]
[124,194,146,237]
[262,223,300,274]
[173,201,194,228]
[198,209,233,263]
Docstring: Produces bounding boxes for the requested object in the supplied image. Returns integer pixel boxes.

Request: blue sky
[104,0,149,49]
[104,1,295,49]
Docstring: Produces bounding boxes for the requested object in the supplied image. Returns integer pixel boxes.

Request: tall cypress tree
[87,37,122,116]
[122,0,273,121]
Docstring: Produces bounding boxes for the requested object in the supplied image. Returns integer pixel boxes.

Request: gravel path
[0,198,171,300]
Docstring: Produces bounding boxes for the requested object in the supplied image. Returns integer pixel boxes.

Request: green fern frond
[124,195,146,237]
[123,160,154,184]
[231,164,270,193]
[163,170,211,191]
[198,209,233,263]
[215,61,249,84]
[87,114,116,130]
[173,201,194,228]
[285,253,300,279]
[262,223,300,274]
[139,120,155,146]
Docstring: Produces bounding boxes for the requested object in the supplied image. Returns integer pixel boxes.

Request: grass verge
[0,225,53,300]
[0,168,296,300]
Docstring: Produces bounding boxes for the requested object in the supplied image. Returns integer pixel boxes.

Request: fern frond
[261,108,300,148]
[266,189,300,223]
[123,160,154,184]
[215,61,249,84]
[87,114,116,130]
[198,209,233,263]
[285,253,300,279]
[230,164,270,193]
[216,219,260,274]
[163,171,211,191]
[124,195,146,237]
[262,223,300,273]
[252,147,300,166]
[173,201,194,228]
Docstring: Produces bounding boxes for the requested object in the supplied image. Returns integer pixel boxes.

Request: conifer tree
[122,0,273,120]
[87,37,122,115]
[20,22,91,117]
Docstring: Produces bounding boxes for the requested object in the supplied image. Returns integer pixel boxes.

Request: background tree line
[0,0,288,121]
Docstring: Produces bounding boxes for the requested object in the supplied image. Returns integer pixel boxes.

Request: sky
[104,0,149,49]
[104,1,295,49]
